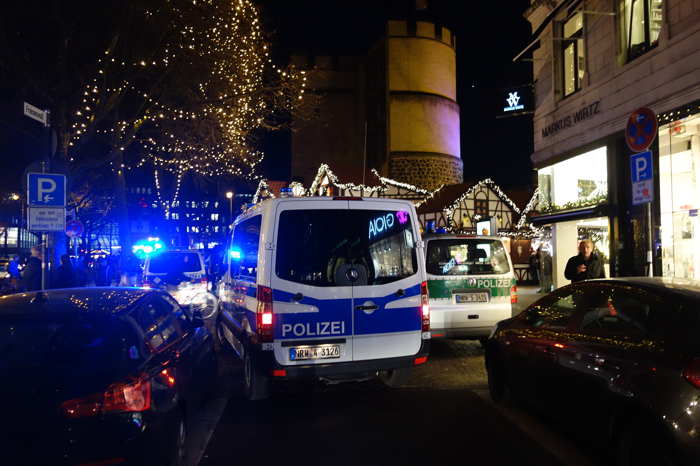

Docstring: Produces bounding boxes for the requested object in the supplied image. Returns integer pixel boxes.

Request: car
[143,250,209,299]
[217,196,430,400]
[484,277,700,466]
[1,287,218,466]
[424,234,516,343]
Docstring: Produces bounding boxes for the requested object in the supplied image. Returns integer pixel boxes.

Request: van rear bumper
[264,341,430,379]
[431,326,494,339]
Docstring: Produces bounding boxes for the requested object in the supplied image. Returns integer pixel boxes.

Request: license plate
[289,345,341,361]
[455,292,489,303]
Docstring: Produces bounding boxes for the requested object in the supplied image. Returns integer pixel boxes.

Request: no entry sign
[626,107,658,152]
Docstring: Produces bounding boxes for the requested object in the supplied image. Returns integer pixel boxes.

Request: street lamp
[225,191,234,221]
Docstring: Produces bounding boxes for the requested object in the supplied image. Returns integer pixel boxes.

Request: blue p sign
[27,173,66,207]
[630,151,653,183]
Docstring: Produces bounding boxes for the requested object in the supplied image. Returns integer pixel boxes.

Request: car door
[348,200,423,361]
[564,283,665,436]
[270,201,355,365]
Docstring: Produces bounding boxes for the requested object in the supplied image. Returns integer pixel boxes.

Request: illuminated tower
[385,19,462,190]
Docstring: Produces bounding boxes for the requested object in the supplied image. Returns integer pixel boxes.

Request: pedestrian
[538,246,553,293]
[54,254,78,289]
[94,257,109,286]
[8,255,21,291]
[22,246,43,291]
[106,255,121,286]
[564,239,605,283]
[528,248,540,289]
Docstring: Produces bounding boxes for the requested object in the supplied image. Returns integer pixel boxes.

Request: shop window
[620,0,663,62]
[561,11,585,97]
[659,112,700,279]
[537,146,607,212]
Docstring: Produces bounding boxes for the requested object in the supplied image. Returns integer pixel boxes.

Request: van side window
[231,215,262,279]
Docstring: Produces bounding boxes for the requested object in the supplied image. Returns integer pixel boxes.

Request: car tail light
[414,356,428,365]
[683,358,700,388]
[256,285,274,343]
[510,285,518,304]
[421,281,430,331]
[61,377,151,419]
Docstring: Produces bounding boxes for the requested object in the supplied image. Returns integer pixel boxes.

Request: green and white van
[424,234,516,342]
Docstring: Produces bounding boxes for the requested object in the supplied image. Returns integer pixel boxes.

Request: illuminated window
[620,0,663,61]
[562,10,584,97]
[171,213,179,220]
[475,199,488,217]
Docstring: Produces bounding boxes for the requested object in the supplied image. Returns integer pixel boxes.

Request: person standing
[8,255,21,291]
[538,246,553,293]
[564,239,605,283]
[23,246,43,291]
[528,248,540,289]
[54,254,77,289]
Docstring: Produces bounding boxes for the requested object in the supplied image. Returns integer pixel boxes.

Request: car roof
[238,196,415,219]
[0,287,155,316]
[584,277,700,299]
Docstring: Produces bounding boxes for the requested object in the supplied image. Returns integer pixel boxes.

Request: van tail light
[421,281,430,331]
[510,285,518,304]
[683,358,700,388]
[61,376,151,419]
[256,285,274,343]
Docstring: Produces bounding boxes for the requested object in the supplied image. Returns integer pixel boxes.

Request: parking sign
[630,151,653,205]
[27,173,66,207]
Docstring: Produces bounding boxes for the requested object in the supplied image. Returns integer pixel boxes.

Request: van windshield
[149,252,202,274]
[276,209,417,286]
[426,238,510,276]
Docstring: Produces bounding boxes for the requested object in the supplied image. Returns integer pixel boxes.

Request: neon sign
[369,213,395,239]
[396,211,409,225]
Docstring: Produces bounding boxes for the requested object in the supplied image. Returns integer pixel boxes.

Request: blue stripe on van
[354,283,422,335]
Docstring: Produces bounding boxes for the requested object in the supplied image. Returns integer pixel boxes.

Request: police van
[424,234,516,343]
[217,197,430,400]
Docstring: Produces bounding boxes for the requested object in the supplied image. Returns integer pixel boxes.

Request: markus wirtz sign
[541,100,601,138]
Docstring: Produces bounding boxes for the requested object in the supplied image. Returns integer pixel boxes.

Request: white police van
[217,196,430,400]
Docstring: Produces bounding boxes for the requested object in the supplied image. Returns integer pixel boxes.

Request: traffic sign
[27,172,66,207]
[626,107,658,152]
[29,207,66,232]
[65,219,84,238]
[630,150,654,205]
[23,102,48,126]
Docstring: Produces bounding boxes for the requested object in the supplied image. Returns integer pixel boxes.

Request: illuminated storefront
[659,109,700,278]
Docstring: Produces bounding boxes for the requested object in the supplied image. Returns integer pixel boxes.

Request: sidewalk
[512,285,547,316]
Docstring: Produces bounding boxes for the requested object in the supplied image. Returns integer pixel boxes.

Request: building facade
[524,0,700,287]
[291,18,462,191]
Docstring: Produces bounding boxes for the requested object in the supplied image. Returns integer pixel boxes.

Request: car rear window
[276,209,417,286]
[149,252,202,274]
[426,238,510,276]
[0,313,142,381]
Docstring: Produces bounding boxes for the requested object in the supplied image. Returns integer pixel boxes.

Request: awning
[530,203,609,225]
[512,0,577,62]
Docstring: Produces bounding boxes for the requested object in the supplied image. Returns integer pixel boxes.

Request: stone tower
[385,19,463,190]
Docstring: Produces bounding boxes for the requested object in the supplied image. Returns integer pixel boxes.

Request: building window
[537,146,607,212]
[475,199,488,217]
[171,213,179,220]
[211,213,219,221]
[562,10,584,97]
[620,0,663,61]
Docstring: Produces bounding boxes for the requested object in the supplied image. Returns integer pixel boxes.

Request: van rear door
[270,201,354,366]
[348,200,423,361]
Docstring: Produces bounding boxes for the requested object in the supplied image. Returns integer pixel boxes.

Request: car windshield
[149,252,202,273]
[426,238,510,276]
[276,209,417,286]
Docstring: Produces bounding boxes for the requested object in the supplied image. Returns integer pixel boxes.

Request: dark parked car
[485,278,700,466]
[1,287,218,466]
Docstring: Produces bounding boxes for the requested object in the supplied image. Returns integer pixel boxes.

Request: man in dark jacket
[55,254,77,289]
[564,239,605,283]
[23,246,42,291]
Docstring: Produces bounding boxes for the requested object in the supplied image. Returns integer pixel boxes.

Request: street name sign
[23,102,48,126]
[630,150,653,205]
[27,172,66,207]
[626,107,658,152]
[29,207,66,232]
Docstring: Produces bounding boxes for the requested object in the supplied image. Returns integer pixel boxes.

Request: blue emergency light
[229,248,242,260]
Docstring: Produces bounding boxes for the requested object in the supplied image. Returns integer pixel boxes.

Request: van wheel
[486,356,511,404]
[379,368,411,388]
[243,349,269,401]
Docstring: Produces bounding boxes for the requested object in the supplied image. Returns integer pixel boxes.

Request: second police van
[424,234,516,344]
[217,196,430,400]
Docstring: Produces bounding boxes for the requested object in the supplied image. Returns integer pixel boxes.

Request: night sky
[0,0,533,192]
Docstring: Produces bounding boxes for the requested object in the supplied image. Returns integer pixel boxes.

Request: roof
[587,277,700,299]
[0,288,152,316]
[416,182,475,214]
